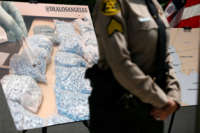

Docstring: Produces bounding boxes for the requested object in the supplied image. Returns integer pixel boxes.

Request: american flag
[165,0,200,27]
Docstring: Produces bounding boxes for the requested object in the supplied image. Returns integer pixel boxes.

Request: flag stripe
[181,4,200,20]
[177,16,200,27]
[185,0,200,7]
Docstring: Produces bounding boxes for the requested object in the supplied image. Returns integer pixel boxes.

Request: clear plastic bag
[82,45,99,65]
[9,50,47,83]
[55,66,91,94]
[27,34,53,64]
[54,20,76,42]
[27,35,53,53]
[33,25,59,44]
[58,37,84,57]
[7,100,45,130]
[1,75,43,114]
[55,52,86,68]
[55,90,89,121]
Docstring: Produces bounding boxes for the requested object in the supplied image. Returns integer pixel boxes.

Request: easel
[22,127,47,133]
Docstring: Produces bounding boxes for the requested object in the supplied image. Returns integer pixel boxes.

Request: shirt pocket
[127,0,169,30]
[138,15,170,30]
[137,16,158,30]
[128,4,158,30]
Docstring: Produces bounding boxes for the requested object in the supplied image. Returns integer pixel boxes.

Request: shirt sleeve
[93,1,169,108]
[165,51,182,106]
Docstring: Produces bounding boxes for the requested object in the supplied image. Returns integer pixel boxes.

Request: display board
[169,28,200,106]
[0,1,98,131]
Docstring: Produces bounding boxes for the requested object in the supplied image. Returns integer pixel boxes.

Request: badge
[107,19,123,35]
[138,17,151,22]
[101,0,120,16]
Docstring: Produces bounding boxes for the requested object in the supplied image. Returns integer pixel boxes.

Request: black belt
[85,64,148,108]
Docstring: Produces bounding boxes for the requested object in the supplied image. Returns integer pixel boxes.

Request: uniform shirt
[93,0,181,108]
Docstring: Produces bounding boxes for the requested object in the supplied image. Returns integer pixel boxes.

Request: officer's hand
[0,1,27,41]
[150,99,178,120]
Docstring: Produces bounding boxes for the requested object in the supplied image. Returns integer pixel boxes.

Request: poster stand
[22,128,47,133]
[29,0,38,3]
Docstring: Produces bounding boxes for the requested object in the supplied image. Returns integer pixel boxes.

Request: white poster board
[0,1,98,131]
[169,28,200,106]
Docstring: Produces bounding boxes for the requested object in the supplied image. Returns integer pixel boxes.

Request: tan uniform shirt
[93,0,181,108]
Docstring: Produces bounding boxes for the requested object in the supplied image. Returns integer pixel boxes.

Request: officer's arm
[150,53,180,120]
[103,31,169,108]
[165,52,181,106]
[94,2,168,108]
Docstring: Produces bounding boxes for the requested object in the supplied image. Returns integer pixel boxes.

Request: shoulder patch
[101,0,121,16]
[107,19,123,35]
